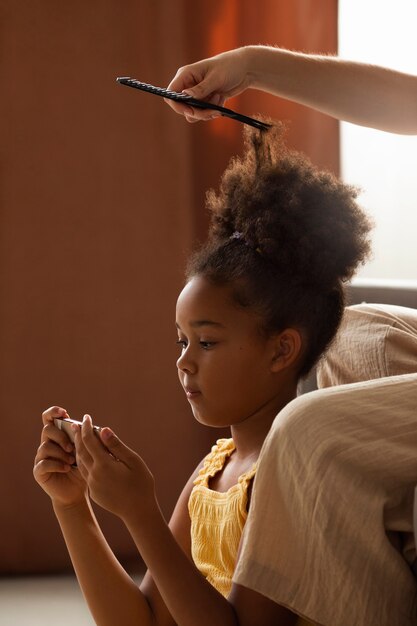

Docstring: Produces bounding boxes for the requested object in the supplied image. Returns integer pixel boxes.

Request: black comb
[116,77,271,131]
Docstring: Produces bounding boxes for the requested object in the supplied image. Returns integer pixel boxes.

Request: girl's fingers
[75,456,88,482]
[79,415,108,461]
[73,422,94,470]
[40,422,75,454]
[42,406,69,427]
[35,440,76,467]
[33,458,72,478]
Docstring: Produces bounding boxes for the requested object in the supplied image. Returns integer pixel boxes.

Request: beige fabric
[234,375,417,625]
[317,303,417,387]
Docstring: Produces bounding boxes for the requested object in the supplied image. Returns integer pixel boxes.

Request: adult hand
[166,47,250,122]
[33,406,88,507]
[73,415,156,523]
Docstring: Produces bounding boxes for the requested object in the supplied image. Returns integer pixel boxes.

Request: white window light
[339,0,417,283]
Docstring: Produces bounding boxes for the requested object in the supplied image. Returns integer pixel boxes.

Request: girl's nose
[176,346,197,374]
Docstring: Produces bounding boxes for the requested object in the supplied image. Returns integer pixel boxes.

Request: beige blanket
[234,374,417,625]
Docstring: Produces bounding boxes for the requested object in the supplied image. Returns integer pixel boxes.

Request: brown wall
[0,0,337,574]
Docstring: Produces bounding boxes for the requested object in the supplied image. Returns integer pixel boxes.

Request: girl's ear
[269,329,303,373]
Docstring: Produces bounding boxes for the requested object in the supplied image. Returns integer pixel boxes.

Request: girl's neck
[230,383,298,460]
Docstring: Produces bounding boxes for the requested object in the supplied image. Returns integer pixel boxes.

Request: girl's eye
[199,341,216,350]
[176,339,216,350]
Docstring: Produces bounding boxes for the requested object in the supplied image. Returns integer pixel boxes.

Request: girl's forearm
[125,503,238,626]
[53,500,154,626]
[245,45,417,134]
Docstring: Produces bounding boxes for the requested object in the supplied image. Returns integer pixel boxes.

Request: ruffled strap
[237,462,258,490]
[193,438,235,487]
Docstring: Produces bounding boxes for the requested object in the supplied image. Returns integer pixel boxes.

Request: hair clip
[229,231,264,256]
[230,231,244,240]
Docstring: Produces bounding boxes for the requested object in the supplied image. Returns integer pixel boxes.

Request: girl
[34,124,372,626]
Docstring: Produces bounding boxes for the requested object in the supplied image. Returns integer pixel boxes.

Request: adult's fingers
[168,60,218,99]
[166,61,222,119]
[168,92,232,124]
[167,64,202,93]
[185,107,222,123]
[163,98,195,117]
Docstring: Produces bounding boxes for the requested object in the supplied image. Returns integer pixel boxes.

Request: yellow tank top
[188,438,256,598]
[188,438,313,626]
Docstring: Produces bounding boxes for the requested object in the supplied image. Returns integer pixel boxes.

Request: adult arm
[167,46,417,134]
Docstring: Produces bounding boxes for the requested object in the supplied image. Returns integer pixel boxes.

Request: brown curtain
[0,0,337,575]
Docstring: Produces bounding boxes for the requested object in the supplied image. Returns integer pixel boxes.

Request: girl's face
[175,275,287,428]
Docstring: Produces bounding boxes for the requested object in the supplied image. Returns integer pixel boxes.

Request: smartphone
[54,416,102,444]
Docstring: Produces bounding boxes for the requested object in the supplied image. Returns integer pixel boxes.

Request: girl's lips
[185,388,201,399]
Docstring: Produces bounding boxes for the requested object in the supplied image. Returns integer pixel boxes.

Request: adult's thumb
[184,75,216,101]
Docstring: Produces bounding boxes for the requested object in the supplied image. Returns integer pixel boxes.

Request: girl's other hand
[74,415,156,524]
[33,406,88,508]
[166,47,250,122]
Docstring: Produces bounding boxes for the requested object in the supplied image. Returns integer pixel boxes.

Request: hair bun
[207,122,372,288]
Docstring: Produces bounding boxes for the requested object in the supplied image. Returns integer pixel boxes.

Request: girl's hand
[73,415,156,523]
[166,47,250,122]
[33,406,88,508]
